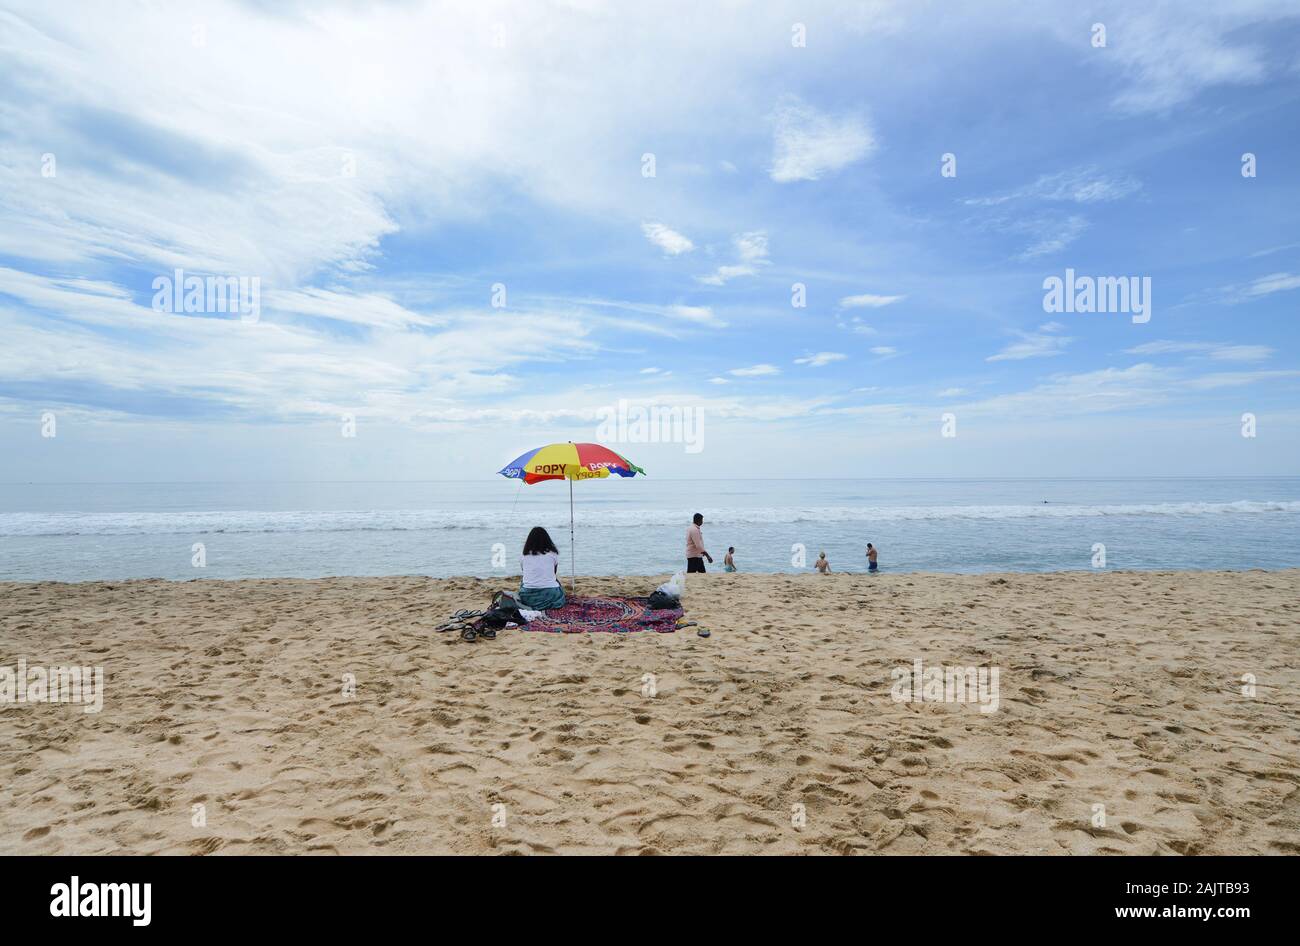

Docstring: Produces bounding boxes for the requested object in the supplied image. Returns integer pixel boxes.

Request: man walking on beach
[686,513,712,573]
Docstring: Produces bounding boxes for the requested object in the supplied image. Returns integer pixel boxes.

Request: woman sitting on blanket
[517,526,567,611]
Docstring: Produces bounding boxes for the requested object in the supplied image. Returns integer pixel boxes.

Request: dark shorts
[686,557,707,573]
[868,561,878,572]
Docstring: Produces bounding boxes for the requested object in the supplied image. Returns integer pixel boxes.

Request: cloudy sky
[1,0,1298,481]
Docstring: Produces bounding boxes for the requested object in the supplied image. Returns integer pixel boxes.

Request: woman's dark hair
[523,526,558,555]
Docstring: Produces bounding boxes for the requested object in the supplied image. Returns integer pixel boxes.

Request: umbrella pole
[569,477,575,592]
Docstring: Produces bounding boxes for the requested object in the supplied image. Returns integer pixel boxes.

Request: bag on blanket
[647,590,678,610]
[480,592,525,630]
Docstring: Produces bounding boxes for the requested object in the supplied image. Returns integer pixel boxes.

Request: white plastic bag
[656,570,686,599]
[519,609,546,622]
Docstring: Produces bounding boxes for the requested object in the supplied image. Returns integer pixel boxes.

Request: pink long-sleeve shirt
[685,523,707,558]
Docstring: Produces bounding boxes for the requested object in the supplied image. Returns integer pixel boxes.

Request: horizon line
[3,474,1299,487]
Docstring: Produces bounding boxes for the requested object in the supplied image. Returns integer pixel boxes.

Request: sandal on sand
[697,628,711,638]
[437,609,484,632]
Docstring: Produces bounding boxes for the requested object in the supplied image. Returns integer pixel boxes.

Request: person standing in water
[685,513,712,574]
[815,551,832,574]
[866,542,879,573]
[723,547,737,572]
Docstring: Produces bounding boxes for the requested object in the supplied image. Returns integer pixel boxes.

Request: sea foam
[3,500,1298,537]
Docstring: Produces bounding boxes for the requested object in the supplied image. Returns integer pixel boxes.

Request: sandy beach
[2,570,1297,855]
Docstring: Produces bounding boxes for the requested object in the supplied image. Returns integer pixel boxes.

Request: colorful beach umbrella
[498,442,645,590]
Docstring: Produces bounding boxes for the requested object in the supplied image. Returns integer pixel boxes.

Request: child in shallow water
[815,551,831,574]
[723,547,737,572]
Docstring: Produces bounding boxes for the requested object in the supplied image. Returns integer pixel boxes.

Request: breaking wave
[3,500,1299,537]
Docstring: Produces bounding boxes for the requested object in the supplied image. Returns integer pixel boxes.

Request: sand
[2,570,1298,855]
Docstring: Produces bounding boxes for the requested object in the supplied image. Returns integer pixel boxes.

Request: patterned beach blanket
[522,595,684,634]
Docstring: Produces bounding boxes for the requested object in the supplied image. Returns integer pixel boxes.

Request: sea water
[1,477,1298,581]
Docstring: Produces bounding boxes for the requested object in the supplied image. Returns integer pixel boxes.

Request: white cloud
[266,288,441,329]
[837,316,878,336]
[1248,243,1300,258]
[1105,14,1270,114]
[1015,215,1089,260]
[966,167,1141,207]
[966,202,1091,260]
[1180,369,1300,390]
[840,293,905,309]
[0,1,842,286]
[1124,341,1274,362]
[960,364,1175,418]
[528,296,724,333]
[0,270,606,422]
[794,352,847,367]
[865,363,1300,426]
[729,364,780,377]
[1198,272,1300,305]
[958,364,1299,420]
[3,0,1296,466]
[1125,341,1215,355]
[664,304,724,327]
[1209,345,1274,362]
[735,232,768,262]
[1245,272,1300,296]
[641,222,695,256]
[384,389,837,427]
[697,265,753,286]
[937,387,968,397]
[964,166,1135,260]
[987,329,1074,362]
[696,231,770,285]
[770,97,874,183]
[869,346,898,357]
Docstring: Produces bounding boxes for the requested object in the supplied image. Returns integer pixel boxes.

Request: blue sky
[1,0,1299,481]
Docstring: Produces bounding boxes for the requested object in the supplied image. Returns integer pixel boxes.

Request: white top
[521,551,560,588]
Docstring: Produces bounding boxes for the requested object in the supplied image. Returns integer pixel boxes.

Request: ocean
[1,477,1299,582]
